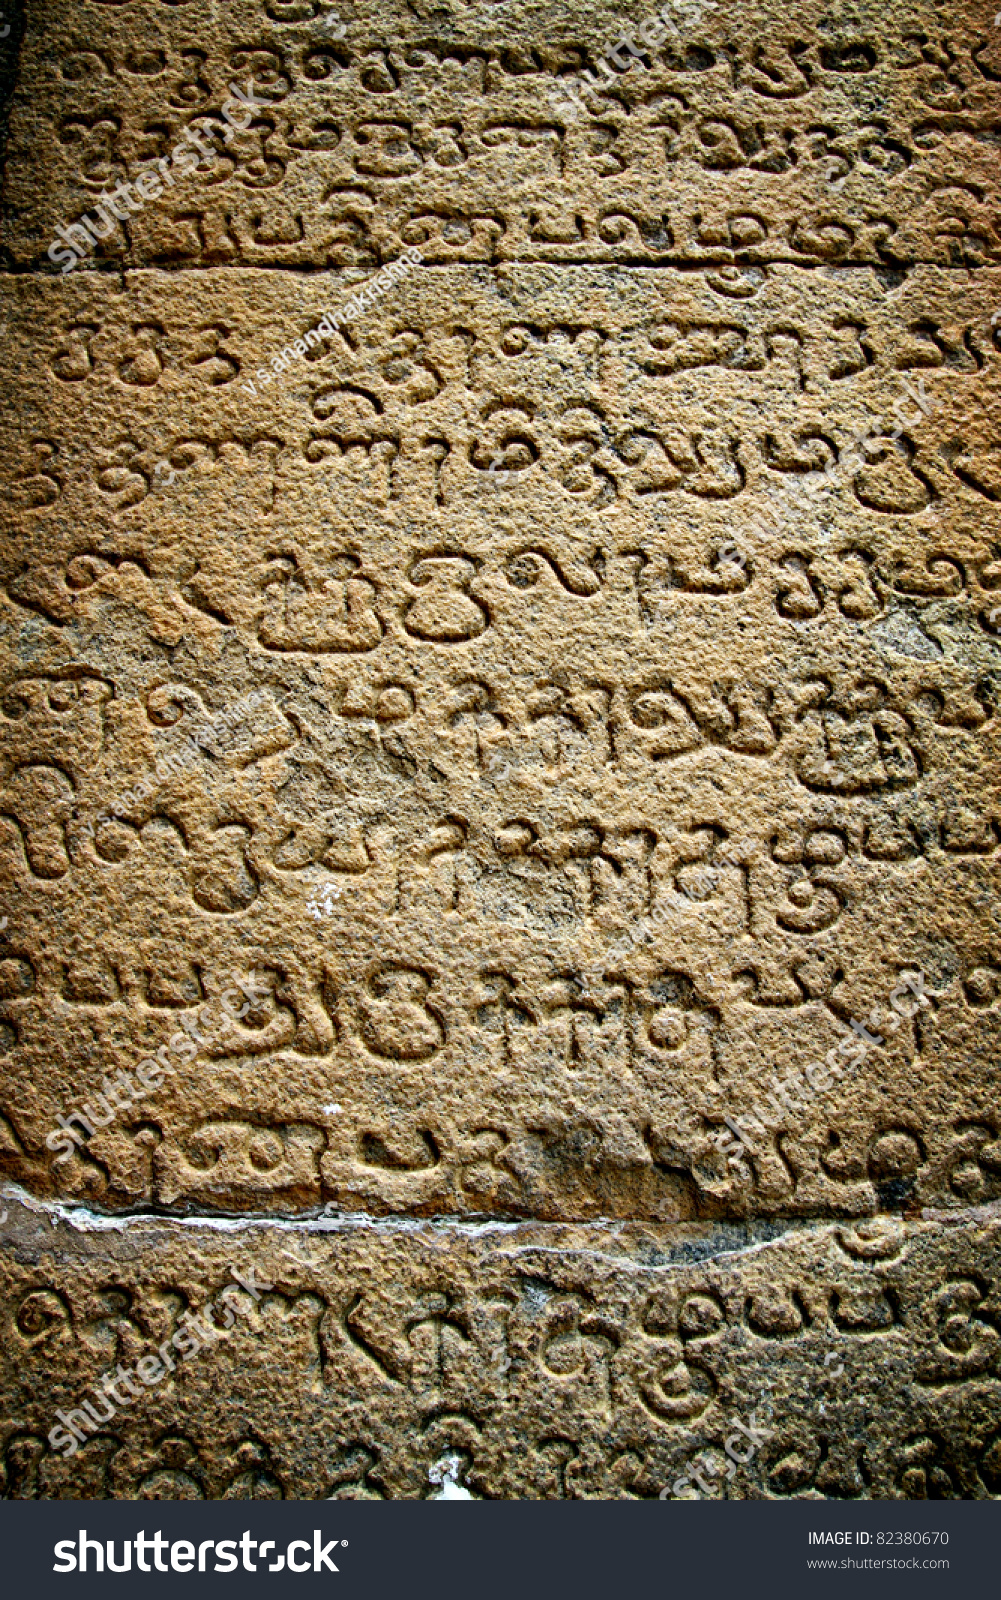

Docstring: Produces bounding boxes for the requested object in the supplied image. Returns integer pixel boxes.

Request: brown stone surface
[2,262,1000,1221]
[0,0,999,1497]
[2,1198,1001,1501]
[4,0,1001,272]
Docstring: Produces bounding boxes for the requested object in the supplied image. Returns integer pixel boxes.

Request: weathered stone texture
[2,1201,1001,1501]
[0,0,999,1497]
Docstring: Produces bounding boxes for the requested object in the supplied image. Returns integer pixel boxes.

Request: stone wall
[0,0,999,1499]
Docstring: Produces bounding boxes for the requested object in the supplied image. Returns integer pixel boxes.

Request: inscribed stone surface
[0,0,999,1499]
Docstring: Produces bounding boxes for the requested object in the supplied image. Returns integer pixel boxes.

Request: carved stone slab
[1,263,999,1218]
[3,0,1001,273]
[1,1200,999,1500]
[0,0,998,1501]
